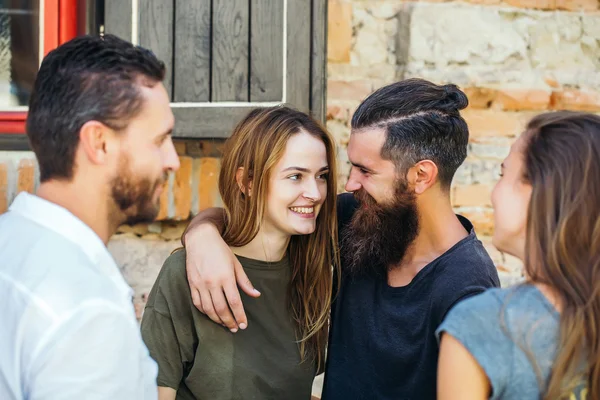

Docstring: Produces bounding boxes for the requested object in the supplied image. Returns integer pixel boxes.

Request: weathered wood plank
[212,0,249,102]
[174,0,211,102]
[311,0,328,123]
[139,0,174,99]
[104,0,132,41]
[285,0,311,112]
[173,107,258,138]
[250,0,284,102]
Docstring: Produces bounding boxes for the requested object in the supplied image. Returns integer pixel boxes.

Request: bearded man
[181,79,500,399]
[0,35,179,399]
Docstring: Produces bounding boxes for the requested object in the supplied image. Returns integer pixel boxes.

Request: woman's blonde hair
[219,106,340,371]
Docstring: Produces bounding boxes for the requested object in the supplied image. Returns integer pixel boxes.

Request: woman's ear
[235,167,252,196]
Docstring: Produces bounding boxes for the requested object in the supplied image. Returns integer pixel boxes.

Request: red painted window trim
[0,0,79,135]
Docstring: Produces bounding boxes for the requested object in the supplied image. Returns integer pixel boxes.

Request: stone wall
[2,0,600,309]
[0,141,224,317]
[327,0,600,287]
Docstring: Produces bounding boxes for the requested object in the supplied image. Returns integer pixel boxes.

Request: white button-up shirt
[0,193,158,399]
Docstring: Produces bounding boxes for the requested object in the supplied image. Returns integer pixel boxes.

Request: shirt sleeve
[435,291,512,398]
[140,288,184,390]
[28,302,158,400]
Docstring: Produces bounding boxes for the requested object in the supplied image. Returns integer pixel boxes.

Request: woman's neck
[230,226,290,262]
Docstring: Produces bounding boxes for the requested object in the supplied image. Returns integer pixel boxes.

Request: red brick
[326,104,349,121]
[550,89,600,112]
[556,0,598,11]
[156,178,169,221]
[327,80,373,102]
[17,159,35,194]
[452,184,493,207]
[543,76,560,89]
[174,141,187,156]
[504,0,553,9]
[328,1,353,63]
[173,156,193,220]
[0,162,7,214]
[504,0,597,10]
[492,89,551,111]
[458,209,495,236]
[465,0,502,4]
[464,87,497,109]
[198,158,221,211]
[461,110,536,139]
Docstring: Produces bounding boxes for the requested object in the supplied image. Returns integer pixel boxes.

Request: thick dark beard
[110,155,166,226]
[341,179,419,277]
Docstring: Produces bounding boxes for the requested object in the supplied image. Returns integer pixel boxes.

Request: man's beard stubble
[341,179,420,277]
[110,155,167,227]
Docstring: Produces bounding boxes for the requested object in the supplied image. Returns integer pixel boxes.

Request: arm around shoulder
[180,207,260,332]
[181,207,226,247]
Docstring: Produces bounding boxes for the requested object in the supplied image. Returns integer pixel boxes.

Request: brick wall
[327,0,600,286]
[0,140,223,317]
[2,0,599,308]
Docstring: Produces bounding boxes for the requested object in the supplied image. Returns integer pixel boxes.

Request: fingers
[209,287,239,332]
[190,285,203,313]
[223,282,247,330]
[199,285,224,327]
[235,260,261,298]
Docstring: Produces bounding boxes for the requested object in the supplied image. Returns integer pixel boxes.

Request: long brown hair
[218,106,339,370]
[520,111,600,399]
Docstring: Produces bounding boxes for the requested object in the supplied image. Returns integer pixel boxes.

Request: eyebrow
[157,128,173,139]
[351,162,374,173]
[281,166,329,173]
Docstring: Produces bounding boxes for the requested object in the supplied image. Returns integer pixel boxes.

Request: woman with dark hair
[437,111,599,399]
[141,106,339,400]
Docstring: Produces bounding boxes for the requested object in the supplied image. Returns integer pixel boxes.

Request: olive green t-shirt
[140,249,316,400]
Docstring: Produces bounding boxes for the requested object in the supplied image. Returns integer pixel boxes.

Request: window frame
[0,0,79,137]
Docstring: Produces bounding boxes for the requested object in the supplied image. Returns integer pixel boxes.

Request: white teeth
[290,207,314,214]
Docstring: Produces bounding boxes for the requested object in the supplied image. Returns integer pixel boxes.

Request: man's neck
[388,197,468,287]
[230,226,290,263]
[37,180,116,245]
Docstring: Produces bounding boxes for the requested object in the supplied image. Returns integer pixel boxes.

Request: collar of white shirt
[8,192,133,299]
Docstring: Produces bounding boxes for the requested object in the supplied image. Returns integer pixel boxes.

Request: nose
[164,138,181,172]
[303,178,323,202]
[345,168,362,192]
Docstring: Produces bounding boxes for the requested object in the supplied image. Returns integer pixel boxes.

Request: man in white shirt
[0,35,180,399]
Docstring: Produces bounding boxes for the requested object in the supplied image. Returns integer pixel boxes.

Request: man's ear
[407,160,438,195]
[79,120,116,165]
[235,167,252,196]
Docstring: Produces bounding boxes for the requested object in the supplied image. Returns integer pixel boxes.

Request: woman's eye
[288,174,300,181]
[317,172,329,180]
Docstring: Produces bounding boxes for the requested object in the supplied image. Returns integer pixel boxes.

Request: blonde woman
[437,112,600,399]
[141,106,339,400]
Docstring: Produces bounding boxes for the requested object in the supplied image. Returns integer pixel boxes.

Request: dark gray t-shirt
[437,285,588,399]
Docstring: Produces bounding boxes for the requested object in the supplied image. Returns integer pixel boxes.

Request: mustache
[353,188,379,209]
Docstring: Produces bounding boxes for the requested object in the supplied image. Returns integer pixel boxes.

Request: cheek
[266,182,295,213]
[492,182,529,237]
